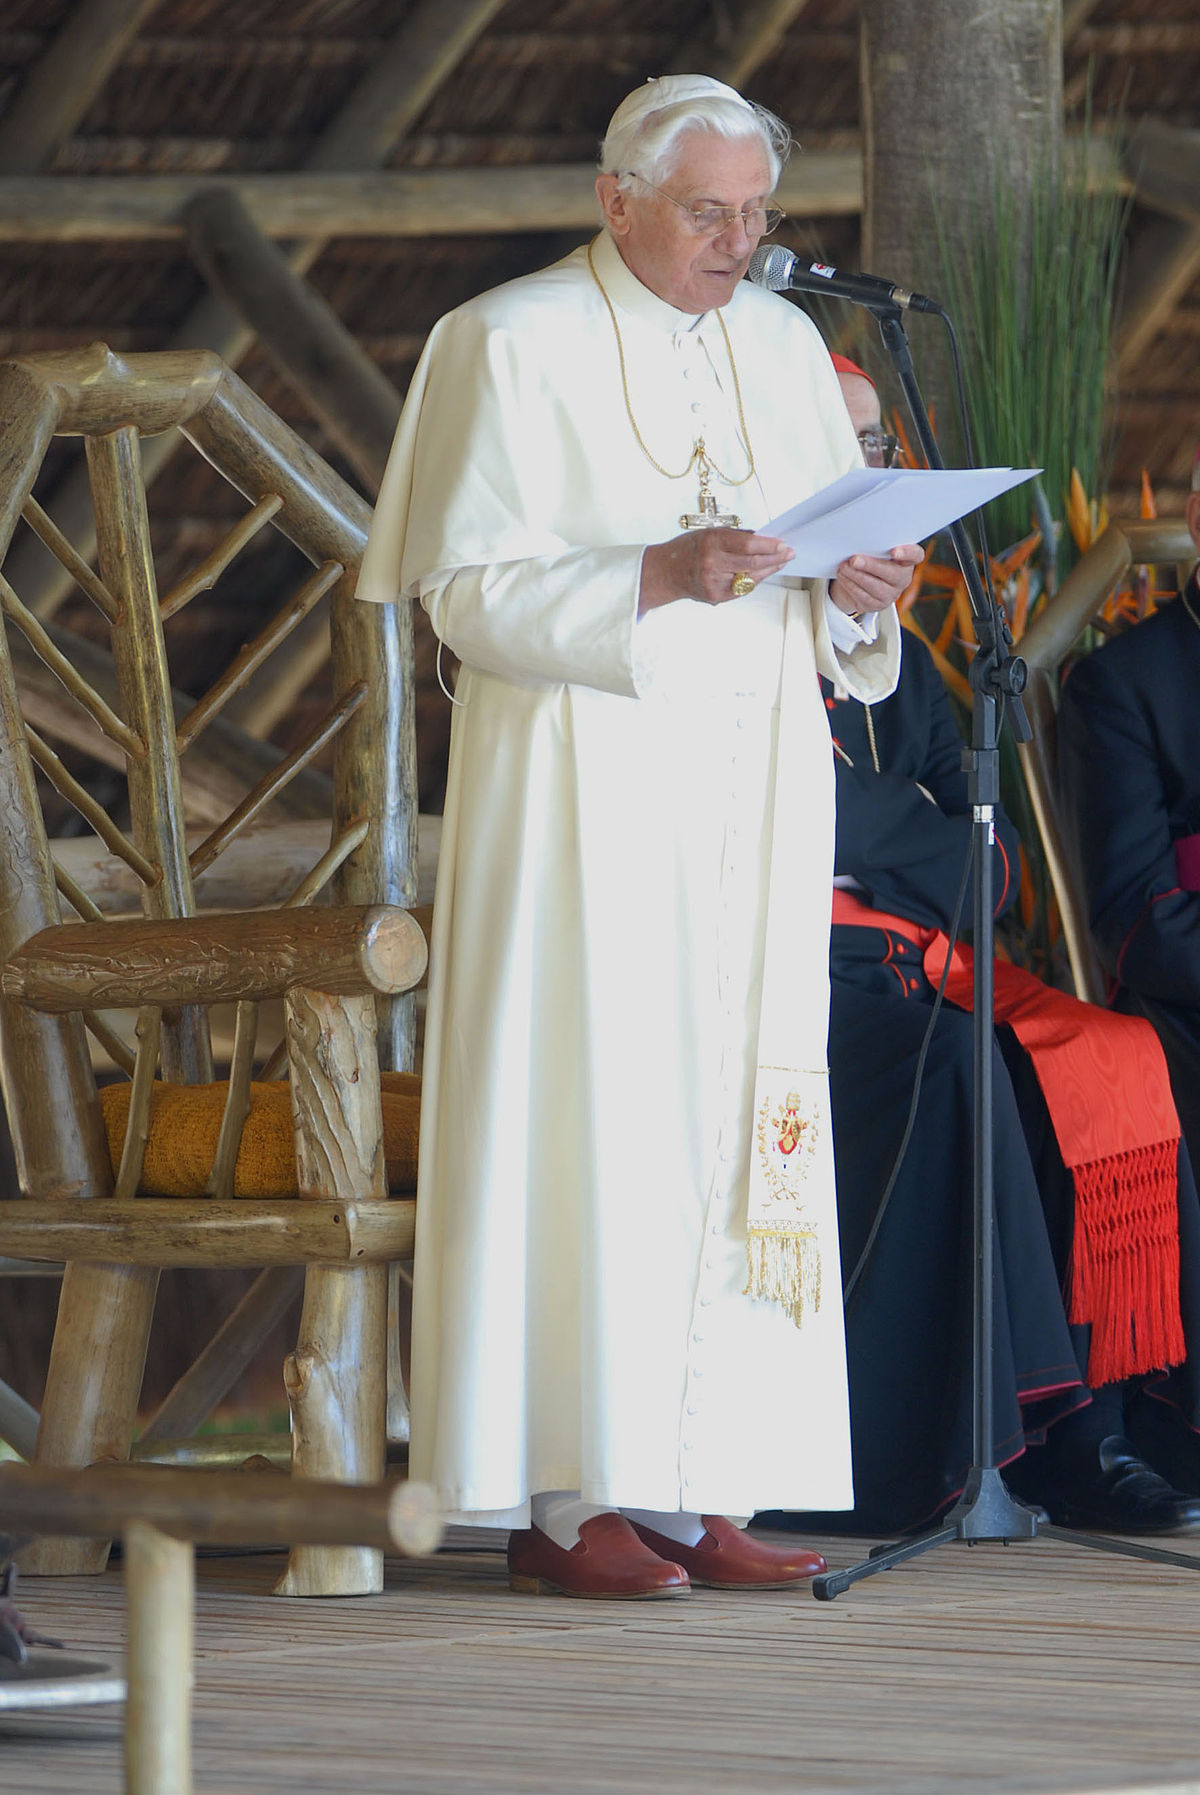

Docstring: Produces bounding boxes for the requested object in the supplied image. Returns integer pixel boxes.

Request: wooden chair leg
[273,1261,387,1597]
[386,1260,412,1445]
[124,1519,193,1795]
[22,1261,158,1575]
[276,986,391,1597]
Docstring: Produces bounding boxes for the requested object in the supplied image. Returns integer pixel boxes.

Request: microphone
[747,245,941,314]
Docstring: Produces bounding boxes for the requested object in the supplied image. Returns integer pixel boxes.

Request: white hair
[599,92,792,194]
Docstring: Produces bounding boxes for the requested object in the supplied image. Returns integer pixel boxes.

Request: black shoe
[1035,1434,1200,1535]
[1125,1389,1200,1497]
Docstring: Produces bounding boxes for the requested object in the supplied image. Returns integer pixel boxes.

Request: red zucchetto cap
[829,352,875,388]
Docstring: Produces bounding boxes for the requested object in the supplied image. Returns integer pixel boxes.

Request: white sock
[530,1490,614,1551]
[621,1507,707,1547]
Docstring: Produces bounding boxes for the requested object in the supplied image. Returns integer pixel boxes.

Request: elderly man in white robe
[358,73,920,1599]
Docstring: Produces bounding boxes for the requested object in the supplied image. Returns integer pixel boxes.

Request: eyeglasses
[857,429,901,469]
[632,175,785,239]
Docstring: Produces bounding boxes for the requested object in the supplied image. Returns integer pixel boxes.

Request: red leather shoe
[628,1515,826,1588]
[507,1513,691,1599]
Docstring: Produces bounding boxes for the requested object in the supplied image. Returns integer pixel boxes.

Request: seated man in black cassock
[776,372,1200,1538]
[1057,459,1200,1214]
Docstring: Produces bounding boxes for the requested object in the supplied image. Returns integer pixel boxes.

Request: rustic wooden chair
[1016,517,1196,1001]
[0,344,425,1596]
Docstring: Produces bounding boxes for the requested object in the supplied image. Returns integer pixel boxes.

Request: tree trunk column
[860,0,1063,423]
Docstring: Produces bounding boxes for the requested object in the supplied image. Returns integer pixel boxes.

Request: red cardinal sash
[833,889,1185,1385]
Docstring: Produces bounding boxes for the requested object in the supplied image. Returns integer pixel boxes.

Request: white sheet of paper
[763,466,1041,578]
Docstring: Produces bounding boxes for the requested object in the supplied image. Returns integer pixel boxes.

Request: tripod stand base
[811,1466,1200,1600]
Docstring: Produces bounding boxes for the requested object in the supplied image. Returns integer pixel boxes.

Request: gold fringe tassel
[744,1229,822,1328]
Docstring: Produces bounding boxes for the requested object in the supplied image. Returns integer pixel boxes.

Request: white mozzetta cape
[359,232,900,1524]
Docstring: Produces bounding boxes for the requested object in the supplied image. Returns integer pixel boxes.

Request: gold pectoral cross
[680,441,740,531]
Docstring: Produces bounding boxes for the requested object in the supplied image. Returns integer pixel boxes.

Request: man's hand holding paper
[830,540,925,617]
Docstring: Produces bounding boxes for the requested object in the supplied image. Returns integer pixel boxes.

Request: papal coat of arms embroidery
[756,1089,819,1202]
[745,1080,823,1325]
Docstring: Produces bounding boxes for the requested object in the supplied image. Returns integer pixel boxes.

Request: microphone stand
[811,299,1200,1599]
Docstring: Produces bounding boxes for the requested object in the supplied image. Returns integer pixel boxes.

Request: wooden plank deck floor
[5,1525,1200,1795]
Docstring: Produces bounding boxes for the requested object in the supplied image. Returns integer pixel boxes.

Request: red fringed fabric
[930,942,1185,1387]
[830,893,1186,1386]
[1070,1143,1183,1385]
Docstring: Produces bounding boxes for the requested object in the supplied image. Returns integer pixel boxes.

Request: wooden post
[124,1522,192,1795]
[276,988,390,1597]
[124,1520,193,1795]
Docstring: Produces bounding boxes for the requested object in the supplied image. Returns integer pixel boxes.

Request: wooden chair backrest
[1016,517,1195,1003]
[0,345,416,1202]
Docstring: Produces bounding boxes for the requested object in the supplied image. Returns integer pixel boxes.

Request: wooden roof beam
[668,0,813,90]
[0,0,159,176]
[0,138,1123,242]
[1115,214,1200,377]
[668,0,1094,96]
[1124,119,1200,225]
[1115,122,1200,377]
[183,186,401,492]
[306,0,509,172]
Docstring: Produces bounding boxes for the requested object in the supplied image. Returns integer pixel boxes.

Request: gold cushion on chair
[98,1071,421,1198]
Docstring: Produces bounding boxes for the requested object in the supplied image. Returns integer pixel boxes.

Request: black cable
[842,831,974,1307]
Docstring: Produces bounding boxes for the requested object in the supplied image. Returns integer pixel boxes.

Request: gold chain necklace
[586,238,756,497]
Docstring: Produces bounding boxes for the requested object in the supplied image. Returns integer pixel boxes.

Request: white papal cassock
[358,228,901,1526]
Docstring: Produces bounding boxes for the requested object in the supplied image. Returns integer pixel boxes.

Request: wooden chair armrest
[1,904,427,1014]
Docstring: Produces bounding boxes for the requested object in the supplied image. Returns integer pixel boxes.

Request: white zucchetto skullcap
[604,74,752,141]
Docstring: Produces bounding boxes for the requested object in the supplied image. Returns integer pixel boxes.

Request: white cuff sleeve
[825,596,881,653]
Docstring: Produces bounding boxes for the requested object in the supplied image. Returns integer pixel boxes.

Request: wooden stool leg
[274,1262,387,1597]
[22,1261,158,1575]
[124,1520,194,1795]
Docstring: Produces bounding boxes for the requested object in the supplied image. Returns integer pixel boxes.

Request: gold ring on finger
[731,571,756,597]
